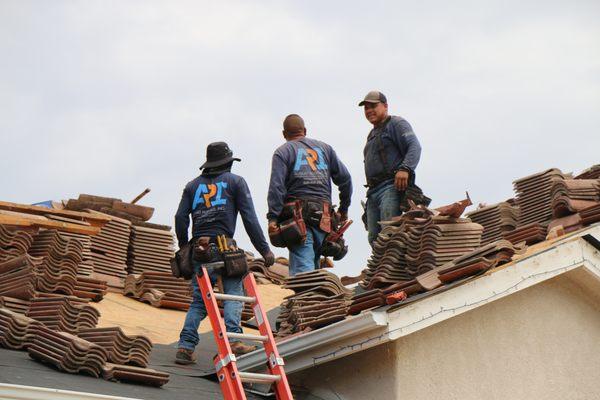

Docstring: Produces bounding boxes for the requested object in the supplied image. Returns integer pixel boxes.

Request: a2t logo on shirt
[192,182,228,209]
[294,148,328,172]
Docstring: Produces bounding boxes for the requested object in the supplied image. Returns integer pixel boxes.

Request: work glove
[262,250,275,268]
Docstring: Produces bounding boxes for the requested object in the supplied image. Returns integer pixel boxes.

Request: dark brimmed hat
[199,142,241,169]
[358,90,387,106]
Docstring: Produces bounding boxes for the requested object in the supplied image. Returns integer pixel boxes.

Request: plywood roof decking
[91,284,293,345]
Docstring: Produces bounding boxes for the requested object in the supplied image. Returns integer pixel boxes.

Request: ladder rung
[228,332,268,342]
[214,293,256,303]
[238,371,281,383]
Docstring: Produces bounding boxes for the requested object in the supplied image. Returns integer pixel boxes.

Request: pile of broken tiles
[276,270,352,336]
[123,271,191,310]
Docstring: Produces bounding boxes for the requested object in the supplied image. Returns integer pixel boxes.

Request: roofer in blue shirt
[360,90,422,245]
[267,114,352,276]
[173,142,275,365]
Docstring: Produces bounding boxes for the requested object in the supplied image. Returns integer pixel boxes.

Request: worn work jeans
[288,226,327,276]
[177,260,243,351]
[366,183,402,245]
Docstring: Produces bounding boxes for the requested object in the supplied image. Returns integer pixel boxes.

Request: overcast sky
[1,1,599,276]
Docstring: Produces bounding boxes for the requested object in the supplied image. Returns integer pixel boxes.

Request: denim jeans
[366,183,402,245]
[177,260,243,350]
[288,226,327,276]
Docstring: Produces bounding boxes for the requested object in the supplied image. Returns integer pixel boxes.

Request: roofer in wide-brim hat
[174,141,275,365]
[359,91,422,245]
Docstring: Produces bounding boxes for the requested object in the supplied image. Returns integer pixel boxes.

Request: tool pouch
[269,227,286,248]
[193,236,219,262]
[274,201,307,247]
[222,249,248,278]
[170,240,194,280]
[319,236,348,261]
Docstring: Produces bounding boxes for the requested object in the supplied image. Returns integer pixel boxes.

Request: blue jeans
[366,183,402,245]
[288,226,327,276]
[178,260,243,350]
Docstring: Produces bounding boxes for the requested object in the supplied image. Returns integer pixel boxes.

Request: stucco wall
[293,270,600,400]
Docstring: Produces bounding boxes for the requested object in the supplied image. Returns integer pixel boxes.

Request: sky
[1,1,599,276]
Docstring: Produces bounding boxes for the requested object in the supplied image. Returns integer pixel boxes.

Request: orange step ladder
[197,263,294,400]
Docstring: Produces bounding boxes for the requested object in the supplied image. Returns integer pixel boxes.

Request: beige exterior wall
[293,269,600,400]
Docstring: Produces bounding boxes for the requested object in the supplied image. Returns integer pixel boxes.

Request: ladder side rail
[197,268,247,400]
[242,273,294,400]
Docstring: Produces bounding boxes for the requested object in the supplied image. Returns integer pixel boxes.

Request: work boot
[175,348,197,365]
[230,341,257,356]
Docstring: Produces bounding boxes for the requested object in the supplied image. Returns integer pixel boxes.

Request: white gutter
[237,224,600,375]
[236,305,388,372]
[0,383,141,400]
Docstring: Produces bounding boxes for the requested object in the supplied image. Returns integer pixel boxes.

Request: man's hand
[268,220,278,233]
[262,250,275,267]
[337,210,348,224]
[394,170,410,191]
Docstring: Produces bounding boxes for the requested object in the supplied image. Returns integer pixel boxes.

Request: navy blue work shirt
[175,171,270,255]
[363,115,422,195]
[267,137,352,221]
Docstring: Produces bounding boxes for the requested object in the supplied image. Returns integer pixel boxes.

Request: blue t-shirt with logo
[267,138,352,220]
[175,171,270,255]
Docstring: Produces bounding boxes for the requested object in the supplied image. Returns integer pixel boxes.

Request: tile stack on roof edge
[78,326,153,367]
[466,202,520,245]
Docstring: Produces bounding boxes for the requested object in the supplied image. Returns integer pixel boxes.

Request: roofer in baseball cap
[174,141,275,364]
[359,91,423,245]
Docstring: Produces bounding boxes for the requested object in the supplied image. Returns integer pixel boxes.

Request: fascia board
[385,228,600,341]
[0,383,141,400]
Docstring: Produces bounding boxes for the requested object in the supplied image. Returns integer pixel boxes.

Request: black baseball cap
[358,91,388,106]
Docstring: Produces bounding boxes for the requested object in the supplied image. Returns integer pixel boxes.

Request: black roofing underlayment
[0,345,264,400]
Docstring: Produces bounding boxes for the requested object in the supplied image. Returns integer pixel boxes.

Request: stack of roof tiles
[0,307,42,350]
[416,239,527,290]
[59,231,95,276]
[550,179,600,218]
[102,363,170,387]
[575,164,600,180]
[350,239,527,314]
[361,206,483,290]
[78,327,153,367]
[27,325,108,377]
[73,276,108,302]
[466,202,520,245]
[27,230,83,295]
[26,296,100,334]
[513,168,567,226]
[0,296,30,314]
[123,272,191,310]
[0,225,35,262]
[248,258,289,285]
[88,211,131,280]
[276,270,352,336]
[127,225,175,275]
